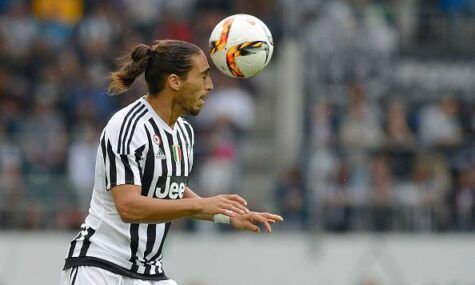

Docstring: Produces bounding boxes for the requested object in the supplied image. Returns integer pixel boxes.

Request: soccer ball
[209,14,274,78]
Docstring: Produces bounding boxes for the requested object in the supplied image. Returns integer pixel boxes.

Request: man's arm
[111,185,248,223]
[184,187,212,221]
[183,187,283,232]
[183,186,236,221]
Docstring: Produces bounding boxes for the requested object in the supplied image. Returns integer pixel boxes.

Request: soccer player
[60,40,283,285]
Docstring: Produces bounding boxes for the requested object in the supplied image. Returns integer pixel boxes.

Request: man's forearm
[183,187,214,221]
[191,213,214,221]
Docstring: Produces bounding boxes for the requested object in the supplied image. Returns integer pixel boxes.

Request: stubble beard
[189,108,200,116]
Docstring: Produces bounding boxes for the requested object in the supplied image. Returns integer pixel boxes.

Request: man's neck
[145,93,181,128]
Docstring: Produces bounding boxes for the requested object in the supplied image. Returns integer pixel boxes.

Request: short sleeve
[102,112,148,190]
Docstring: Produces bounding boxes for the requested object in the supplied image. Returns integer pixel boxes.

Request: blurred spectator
[32,0,83,25]
[454,165,475,231]
[419,96,463,147]
[322,160,355,232]
[276,165,306,231]
[321,152,372,232]
[458,98,475,138]
[309,147,337,210]
[67,122,99,215]
[77,2,118,61]
[123,0,162,33]
[311,99,334,148]
[339,82,384,149]
[0,95,24,137]
[309,99,339,229]
[0,2,37,60]
[369,155,394,232]
[395,154,451,231]
[153,10,194,42]
[0,127,25,228]
[198,126,236,197]
[19,99,67,174]
[384,98,416,148]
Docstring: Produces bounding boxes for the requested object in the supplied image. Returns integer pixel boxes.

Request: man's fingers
[221,198,248,214]
[223,203,247,215]
[223,209,238,217]
[244,221,260,233]
[226,194,248,207]
[251,213,267,223]
[250,214,273,233]
[259,217,272,233]
[259,212,283,222]
[262,220,272,233]
[230,201,249,214]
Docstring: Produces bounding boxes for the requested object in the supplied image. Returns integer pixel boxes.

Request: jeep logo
[155,176,187,199]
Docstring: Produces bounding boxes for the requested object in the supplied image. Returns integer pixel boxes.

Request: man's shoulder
[103,99,150,153]
[107,99,148,131]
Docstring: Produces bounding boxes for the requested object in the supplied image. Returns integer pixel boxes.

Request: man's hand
[198,194,249,216]
[230,212,283,233]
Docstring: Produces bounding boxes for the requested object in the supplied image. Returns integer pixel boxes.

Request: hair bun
[131,44,152,62]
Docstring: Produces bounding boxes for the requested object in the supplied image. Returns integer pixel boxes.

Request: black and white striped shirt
[64,96,194,280]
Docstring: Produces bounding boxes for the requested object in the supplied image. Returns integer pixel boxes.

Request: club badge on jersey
[172,145,182,163]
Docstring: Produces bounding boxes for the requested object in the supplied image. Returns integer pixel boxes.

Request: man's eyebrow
[200,67,211,74]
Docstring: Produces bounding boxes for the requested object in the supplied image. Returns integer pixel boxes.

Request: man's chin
[189,108,201,116]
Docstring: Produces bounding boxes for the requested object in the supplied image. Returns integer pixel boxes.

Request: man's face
[176,53,214,116]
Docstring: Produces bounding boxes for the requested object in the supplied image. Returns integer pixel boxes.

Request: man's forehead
[191,53,210,72]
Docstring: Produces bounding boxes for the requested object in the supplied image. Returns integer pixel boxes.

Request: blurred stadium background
[0,0,475,284]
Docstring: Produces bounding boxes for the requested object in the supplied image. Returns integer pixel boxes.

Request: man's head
[108,40,214,115]
[168,51,213,115]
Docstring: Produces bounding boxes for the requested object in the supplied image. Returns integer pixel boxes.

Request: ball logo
[155,176,186,199]
[153,134,160,145]
[246,19,256,25]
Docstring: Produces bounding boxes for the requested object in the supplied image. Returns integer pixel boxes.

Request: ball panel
[212,49,233,77]
[230,41,270,77]
[236,49,268,77]
[229,16,270,46]
[209,17,234,55]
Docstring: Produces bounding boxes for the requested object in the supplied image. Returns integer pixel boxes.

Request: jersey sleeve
[101,113,148,190]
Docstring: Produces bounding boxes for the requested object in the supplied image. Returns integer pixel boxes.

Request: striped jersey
[64,96,194,280]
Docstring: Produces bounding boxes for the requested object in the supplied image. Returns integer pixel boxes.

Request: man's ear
[168,74,181,92]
